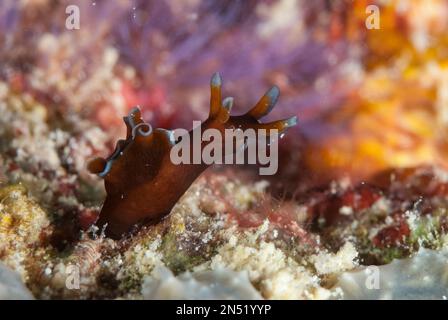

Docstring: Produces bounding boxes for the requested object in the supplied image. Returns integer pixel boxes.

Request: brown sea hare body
[88,73,297,238]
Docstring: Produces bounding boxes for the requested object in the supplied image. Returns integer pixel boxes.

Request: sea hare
[88,73,297,238]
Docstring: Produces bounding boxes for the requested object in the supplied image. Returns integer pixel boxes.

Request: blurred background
[1,0,448,193]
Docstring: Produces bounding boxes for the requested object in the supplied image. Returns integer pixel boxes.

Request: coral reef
[141,266,262,299]
[1,0,448,300]
[0,263,34,300]
[335,248,448,299]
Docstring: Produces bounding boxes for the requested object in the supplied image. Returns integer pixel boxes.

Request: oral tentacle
[209,72,222,119]
[246,85,280,120]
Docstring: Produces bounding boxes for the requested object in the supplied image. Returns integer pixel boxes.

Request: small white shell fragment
[0,263,34,300]
[334,248,448,300]
[142,266,262,300]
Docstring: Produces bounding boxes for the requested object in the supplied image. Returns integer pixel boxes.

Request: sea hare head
[87,107,176,237]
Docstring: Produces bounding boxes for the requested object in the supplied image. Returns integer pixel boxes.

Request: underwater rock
[0,263,34,300]
[335,248,448,299]
[141,266,262,300]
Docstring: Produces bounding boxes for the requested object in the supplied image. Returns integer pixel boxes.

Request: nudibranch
[88,73,297,239]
